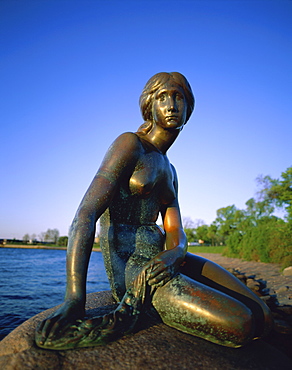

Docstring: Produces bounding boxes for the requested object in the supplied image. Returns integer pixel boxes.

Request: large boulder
[0,291,291,370]
[283,266,292,277]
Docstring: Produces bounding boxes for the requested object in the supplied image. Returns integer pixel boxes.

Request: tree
[182,217,197,243]
[182,217,195,229]
[206,223,220,246]
[193,219,206,228]
[257,167,292,222]
[38,232,46,242]
[212,168,292,267]
[184,228,196,243]
[23,234,30,243]
[58,236,68,246]
[225,216,291,266]
[267,167,292,222]
[52,229,60,244]
[245,198,274,221]
[195,224,210,244]
[43,228,60,244]
[214,205,241,243]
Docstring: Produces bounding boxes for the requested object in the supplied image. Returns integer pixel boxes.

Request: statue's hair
[137,72,195,134]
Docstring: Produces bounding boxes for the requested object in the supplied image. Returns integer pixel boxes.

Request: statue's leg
[180,253,273,338]
[100,220,164,302]
[152,273,255,348]
[35,252,268,350]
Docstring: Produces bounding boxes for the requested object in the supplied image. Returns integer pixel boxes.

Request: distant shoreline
[0,244,101,252]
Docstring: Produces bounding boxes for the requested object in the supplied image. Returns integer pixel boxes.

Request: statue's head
[139,72,195,125]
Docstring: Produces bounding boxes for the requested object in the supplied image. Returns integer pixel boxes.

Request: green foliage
[58,236,68,246]
[224,230,242,257]
[224,216,292,268]
[268,222,292,268]
[187,246,225,254]
[215,205,238,237]
[184,166,292,268]
[93,240,100,248]
[184,228,196,243]
[206,223,222,246]
[237,219,273,263]
[214,206,246,245]
[268,167,292,222]
[257,166,292,222]
[195,224,210,244]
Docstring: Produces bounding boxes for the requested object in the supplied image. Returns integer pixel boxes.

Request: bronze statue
[35,72,272,350]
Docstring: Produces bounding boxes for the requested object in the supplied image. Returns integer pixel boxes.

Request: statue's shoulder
[112,132,142,151]
[117,131,139,141]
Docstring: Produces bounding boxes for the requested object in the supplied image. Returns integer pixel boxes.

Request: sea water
[0,247,110,340]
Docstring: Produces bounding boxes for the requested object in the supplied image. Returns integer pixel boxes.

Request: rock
[283,266,292,276]
[260,295,277,306]
[246,279,261,291]
[1,291,292,370]
[276,286,290,294]
[261,287,270,295]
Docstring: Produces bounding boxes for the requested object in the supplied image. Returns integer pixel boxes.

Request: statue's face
[152,82,187,130]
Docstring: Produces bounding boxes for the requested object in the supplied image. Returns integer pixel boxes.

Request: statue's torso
[108,135,176,225]
[100,134,176,300]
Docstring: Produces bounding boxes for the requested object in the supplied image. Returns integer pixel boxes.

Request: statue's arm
[146,166,187,287]
[163,199,187,259]
[163,165,187,256]
[37,133,140,342]
[66,133,140,303]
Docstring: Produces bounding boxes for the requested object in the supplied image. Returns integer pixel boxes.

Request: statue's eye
[158,93,166,101]
[176,94,183,101]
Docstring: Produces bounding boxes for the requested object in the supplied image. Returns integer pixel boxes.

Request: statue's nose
[167,97,177,112]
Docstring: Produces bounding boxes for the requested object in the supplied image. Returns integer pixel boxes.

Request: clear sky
[1,0,291,239]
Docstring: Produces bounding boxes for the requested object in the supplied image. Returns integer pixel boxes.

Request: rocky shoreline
[195,253,292,306]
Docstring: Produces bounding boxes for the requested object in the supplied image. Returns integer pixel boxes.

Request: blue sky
[1,0,291,239]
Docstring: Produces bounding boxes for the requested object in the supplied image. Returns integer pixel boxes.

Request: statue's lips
[165,116,179,120]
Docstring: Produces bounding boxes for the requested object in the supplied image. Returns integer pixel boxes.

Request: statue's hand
[145,247,183,288]
[35,299,85,346]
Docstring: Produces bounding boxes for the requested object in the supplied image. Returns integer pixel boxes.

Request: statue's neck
[144,125,180,154]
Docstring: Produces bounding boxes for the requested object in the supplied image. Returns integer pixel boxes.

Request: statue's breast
[129,151,176,204]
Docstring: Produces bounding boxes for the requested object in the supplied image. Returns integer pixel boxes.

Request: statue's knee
[229,311,255,347]
[214,305,255,348]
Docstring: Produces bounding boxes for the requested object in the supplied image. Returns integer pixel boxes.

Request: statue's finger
[149,264,165,278]
[47,317,70,340]
[148,270,169,285]
[155,279,168,288]
[36,318,54,345]
[41,317,55,337]
[36,319,46,333]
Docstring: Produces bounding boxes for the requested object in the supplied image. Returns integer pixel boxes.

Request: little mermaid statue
[35,72,273,350]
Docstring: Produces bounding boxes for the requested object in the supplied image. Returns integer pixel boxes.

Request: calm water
[0,248,110,340]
